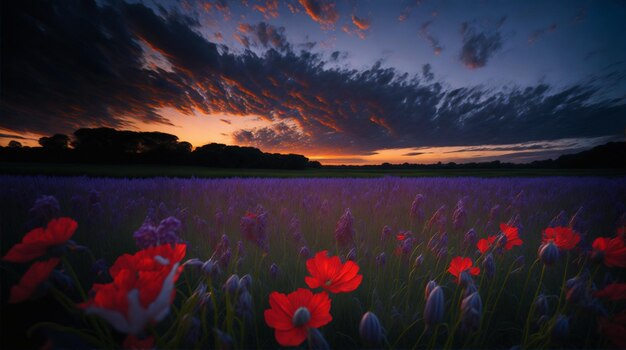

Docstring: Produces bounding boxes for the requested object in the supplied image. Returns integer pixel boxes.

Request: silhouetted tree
[8,140,22,148]
[39,134,70,150]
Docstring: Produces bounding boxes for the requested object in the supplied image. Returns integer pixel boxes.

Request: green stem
[522,264,546,347]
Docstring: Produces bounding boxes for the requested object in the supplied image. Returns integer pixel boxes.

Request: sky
[1,0,625,164]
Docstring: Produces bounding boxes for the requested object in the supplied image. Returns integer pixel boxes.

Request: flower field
[1,175,625,349]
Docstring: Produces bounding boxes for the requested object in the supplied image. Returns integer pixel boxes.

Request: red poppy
[500,223,523,250]
[123,335,154,350]
[9,258,60,303]
[598,311,626,349]
[542,227,580,251]
[2,218,77,263]
[477,235,497,254]
[593,283,626,301]
[80,243,186,335]
[305,250,362,293]
[448,256,480,283]
[264,288,332,346]
[396,233,407,241]
[592,237,626,268]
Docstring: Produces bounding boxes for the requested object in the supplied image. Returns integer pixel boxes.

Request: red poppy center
[292,307,311,327]
[325,280,332,286]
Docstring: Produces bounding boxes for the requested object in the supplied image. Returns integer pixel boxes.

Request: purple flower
[299,246,311,260]
[376,252,387,267]
[424,280,438,300]
[335,209,356,247]
[551,314,569,343]
[346,247,357,261]
[482,254,495,279]
[27,195,61,230]
[240,208,269,251]
[223,274,240,296]
[424,285,445,329]
[453,204,467,230]
[414,254,424,269]
[538,241,559,266]
[269,263,280,279]
[460,291,482,333]
[359,312,383,347]
[464,229,478,249]
[534,294,549,317]
[410,194,425,221]
[132,216,182,249]
[381,225,393,241]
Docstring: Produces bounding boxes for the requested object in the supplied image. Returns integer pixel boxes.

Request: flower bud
[534,294,549,317]
[424,286,445,328]
[308,328,330,350]
[223,274,240,296]
[551,314,569,343]
[359,311,383,347]
[414,254,424,269]
[538,242,559,266]
[346,247,357,261]
[291,307,312,328]
[238,274,252,291]
[269,263,280,279]
[424,280,438,300]
[482,253,495,279]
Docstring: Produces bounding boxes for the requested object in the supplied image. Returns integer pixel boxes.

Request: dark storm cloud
[422,64,434,81]
[233,122,309,149]
[528,23,557,45]
[0,133,31,140]
[459,19,504,69]
[237,22,291,51]
[1,0,624,155]
[298,0,339,28]
[419,21,443,55]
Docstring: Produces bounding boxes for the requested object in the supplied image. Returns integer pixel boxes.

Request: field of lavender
[1,175,625,349]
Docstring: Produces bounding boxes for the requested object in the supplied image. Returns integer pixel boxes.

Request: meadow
[1,175,625,349]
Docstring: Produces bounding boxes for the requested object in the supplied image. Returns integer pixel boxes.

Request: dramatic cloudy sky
[1,0,625,164]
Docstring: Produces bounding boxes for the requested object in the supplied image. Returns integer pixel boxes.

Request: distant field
[1,162,625,178]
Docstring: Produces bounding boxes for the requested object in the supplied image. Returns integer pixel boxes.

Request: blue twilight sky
[1,0,625,164]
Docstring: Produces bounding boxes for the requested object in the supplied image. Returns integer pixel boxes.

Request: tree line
[0,128,320,170]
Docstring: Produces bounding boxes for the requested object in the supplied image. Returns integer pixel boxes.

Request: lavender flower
[410,194,425,222]
[132,216,182,249]
[375,252,387,267]
[334,208,356,247]
[464,229,478,249]
[240,208,269,251]
[346,247,357,261]
[453,204,467,230]
[482,254,495,279]
[27,195,61,230]
[381,225,393,241]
